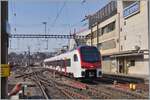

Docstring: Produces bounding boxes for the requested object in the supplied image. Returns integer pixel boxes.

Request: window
[57,60,64,67]
[97,28,102,36]
[121,45,123,50]
[120,28,122,32]
[101,39,116,50]
[80,46,100,62]
[73,54,78,62]
[124,21,126,25]
[65,59,71,67]
[130,60,135,66]
[93,31,97,38]
[123,1,136,9]
[86,34,91,39]
[102,21,115,34]
[102,56,110,61]
[97,43,102,50]
[124,36,126,40]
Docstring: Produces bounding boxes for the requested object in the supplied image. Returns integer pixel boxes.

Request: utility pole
[28,46,30,66]
[73,28,78,47]
[96,22,99,48]
[42,22,48,50]
[148,0,150,98]
[1,1,8,99]
[91,27,93,46]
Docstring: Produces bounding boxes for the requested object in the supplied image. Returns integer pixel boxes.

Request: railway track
[88,83,148,99]
[44,70,149,99]
[36,72,90,99]
[93,78,149,98]
[15,68,89,99]
[28,72,49,99]
[14,67,149,99]
[13,67,50,99]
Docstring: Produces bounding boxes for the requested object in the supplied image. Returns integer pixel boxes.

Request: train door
[72,54,80,77]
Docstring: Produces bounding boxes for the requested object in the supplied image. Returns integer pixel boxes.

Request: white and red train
[44,46,102,78]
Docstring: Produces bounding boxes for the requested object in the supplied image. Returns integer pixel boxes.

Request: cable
[10,23,83,28]
[10,0,14,15]
[51,1,67,27]
[13,0,17,33]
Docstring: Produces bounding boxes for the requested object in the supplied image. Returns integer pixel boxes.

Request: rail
[14,67,148,99]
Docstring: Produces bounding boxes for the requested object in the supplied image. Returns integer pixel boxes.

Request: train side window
[74,54,78,62]
[65,59,71,67]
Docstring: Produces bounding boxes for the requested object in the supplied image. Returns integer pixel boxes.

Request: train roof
[44,45,97,62]
[77,45,96,49]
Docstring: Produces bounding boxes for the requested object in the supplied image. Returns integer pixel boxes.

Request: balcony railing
[89,1,117,28]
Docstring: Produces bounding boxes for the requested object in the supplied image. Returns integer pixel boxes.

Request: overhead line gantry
[9,34,90,39]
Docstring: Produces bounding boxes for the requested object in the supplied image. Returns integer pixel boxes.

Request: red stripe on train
[81,61,101,69]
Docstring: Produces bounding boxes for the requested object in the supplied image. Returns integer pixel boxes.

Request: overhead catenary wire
[9,0,17,50]
[13,0,16,17]
[10,0,14,15]
[10,23,83,28]
[9,0,112,52]
[51,1,67,27]
[13,0,17,33]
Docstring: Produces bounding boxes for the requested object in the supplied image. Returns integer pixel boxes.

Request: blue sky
[8,0,109,53]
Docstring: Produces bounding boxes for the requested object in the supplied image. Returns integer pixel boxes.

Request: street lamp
[28,46,30,66]
[42,22,47,35]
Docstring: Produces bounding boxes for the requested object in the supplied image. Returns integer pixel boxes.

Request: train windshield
[80,46,100,62]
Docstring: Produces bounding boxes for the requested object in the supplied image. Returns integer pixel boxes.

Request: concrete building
[85,0,149,76]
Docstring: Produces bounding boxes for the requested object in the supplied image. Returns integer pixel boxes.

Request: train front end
[79,46,102,78]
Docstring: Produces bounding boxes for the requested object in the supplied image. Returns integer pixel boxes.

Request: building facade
[86,0,149,76]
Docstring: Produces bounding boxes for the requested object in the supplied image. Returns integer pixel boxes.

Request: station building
[85,0,149,76]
